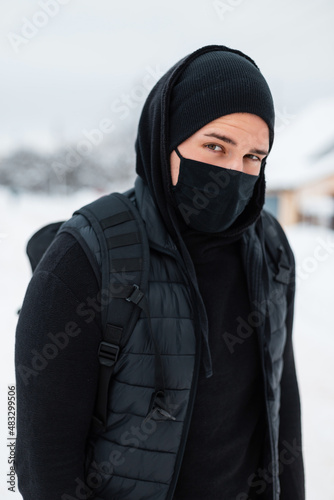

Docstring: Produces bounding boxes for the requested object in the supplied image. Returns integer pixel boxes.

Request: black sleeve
[278,250,305,499]
[15,233,102,500]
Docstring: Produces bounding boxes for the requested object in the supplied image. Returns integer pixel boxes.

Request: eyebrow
[203,132,269,156]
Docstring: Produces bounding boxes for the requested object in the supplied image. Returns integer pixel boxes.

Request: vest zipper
[166,283,202,500]
[147,240,204,500]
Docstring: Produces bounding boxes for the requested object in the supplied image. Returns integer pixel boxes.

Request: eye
[245,154,262,162]
[205,143,223,152]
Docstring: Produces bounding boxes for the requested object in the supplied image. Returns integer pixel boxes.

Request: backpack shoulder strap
[59,190,151,430]
[60,190,171,428]
[261,209,294,285]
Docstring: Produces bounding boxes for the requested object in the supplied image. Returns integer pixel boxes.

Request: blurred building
[264,97,334,229]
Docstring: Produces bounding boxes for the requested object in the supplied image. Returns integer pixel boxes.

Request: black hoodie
[135,44,272,499]
[135,44,270,382]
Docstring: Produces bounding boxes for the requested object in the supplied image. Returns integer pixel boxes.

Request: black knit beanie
[168,49,275,154]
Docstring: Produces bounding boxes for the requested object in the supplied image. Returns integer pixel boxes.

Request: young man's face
[170,112,269,186]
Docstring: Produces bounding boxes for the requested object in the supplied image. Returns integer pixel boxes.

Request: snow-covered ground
[1,186,333,499]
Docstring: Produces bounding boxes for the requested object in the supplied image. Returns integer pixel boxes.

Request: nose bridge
[226,153,244,173]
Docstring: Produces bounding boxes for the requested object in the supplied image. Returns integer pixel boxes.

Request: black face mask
[171,148,259,233]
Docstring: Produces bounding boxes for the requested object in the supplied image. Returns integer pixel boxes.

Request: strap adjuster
[98,341,120,367]
[126,284,144,305]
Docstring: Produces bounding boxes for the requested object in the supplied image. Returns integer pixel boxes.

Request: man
[15,45,305,499]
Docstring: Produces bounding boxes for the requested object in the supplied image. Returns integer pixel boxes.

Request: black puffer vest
[70,176,294,500]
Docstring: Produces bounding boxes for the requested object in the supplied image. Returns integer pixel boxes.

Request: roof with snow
[265,97,334,191]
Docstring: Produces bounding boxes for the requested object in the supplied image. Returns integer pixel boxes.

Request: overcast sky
[1,0,333,153]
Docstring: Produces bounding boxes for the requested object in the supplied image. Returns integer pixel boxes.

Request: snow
[1,186,333,499]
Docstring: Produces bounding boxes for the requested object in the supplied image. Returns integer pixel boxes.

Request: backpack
[23,190,292,430]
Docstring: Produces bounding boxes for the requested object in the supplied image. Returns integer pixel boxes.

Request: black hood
[134,45,275,378]
[135,44,274,249]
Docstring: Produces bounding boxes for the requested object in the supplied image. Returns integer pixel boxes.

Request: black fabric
[135,44,270,244]
[173,226,267,499]
[172,147,259,232]
[15,233,102,499]
[168,49,275,154]
[14,231,304,499]
[170,199,268,499]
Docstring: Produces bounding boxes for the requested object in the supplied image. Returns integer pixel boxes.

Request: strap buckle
[98,341,120,367]
[126,284,144,305]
